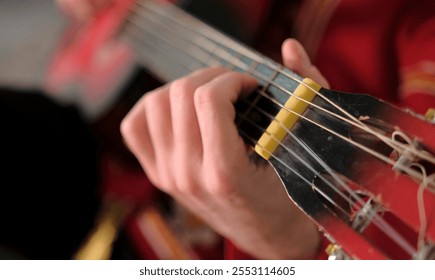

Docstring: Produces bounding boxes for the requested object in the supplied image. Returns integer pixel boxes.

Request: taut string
[118,0,435,256]
[138,0,435,167]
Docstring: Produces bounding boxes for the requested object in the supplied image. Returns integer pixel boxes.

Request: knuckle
[120,115,134,138]
[176,177,199,196]
[170,78,194,99]
[143,92,167,116]
[206,166,236,197]
[173,162,199,195]
[120,109,144,144]
[194,84,218,109]
[144,91,163,108]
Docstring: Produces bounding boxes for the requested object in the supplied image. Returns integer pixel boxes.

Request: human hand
[55,0,113,22]
[120,39,329,259]
[281,38,329,88]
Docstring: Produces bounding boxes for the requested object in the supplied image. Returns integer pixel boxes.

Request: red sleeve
[224,240,257,260]
[396,1,435,114]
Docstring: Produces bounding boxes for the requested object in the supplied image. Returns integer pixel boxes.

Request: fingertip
[281,38,311,72]
[281,38,300,54]
[242,73,259,89]
[120,99,139,138]
[281,39,330,88]
[119,101,144,151]
[230,72,259,101]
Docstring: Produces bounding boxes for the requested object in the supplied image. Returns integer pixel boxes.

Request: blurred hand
[121,39,329,259]
[55,0,113,22]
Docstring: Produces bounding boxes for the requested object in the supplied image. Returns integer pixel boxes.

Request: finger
[121,84,174,189]
[121,93,158,183]
[169,67,227,162]
[194,72,258,190]
[168,68,228,197]
[142,86,179,191]
[281,38,330,88]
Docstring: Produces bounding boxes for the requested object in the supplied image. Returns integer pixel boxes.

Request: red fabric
[45,0,135,111]
[315,0,435,113]
[224,241,256,260]
[395,1,435,113]
[224,0,435,260]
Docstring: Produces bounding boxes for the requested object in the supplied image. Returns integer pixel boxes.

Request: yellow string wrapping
[255,78,321,160]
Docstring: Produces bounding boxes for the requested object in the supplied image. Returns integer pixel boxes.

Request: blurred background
[0,0,66,88]
[0,0,100,260]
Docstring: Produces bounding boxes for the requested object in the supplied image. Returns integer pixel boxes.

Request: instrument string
[118,0,430,256]
[235,99,416,256]
[138,0,435,167]
[122,0,418,255]
[414,165,435,253]
[237,116,416,256]
[123,14,417,255]
[236,109,358,216]
[238,130,351,217]
[124,3,434,187]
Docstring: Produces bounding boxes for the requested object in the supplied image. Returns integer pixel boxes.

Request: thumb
[281,38,330,88]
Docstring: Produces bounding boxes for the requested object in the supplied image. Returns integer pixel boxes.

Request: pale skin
[121,39,329,259]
